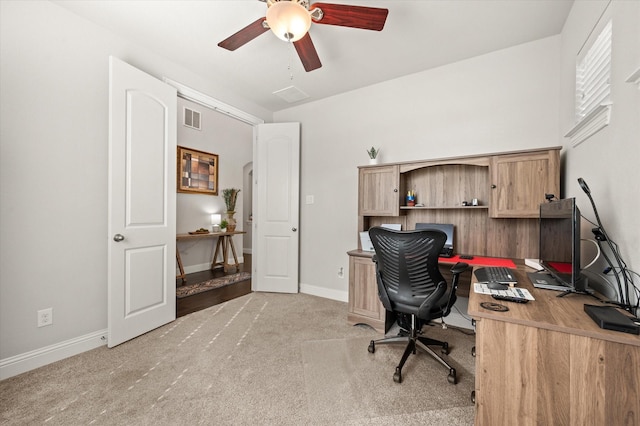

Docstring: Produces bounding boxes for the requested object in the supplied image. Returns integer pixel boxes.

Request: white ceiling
[53,0,574,112]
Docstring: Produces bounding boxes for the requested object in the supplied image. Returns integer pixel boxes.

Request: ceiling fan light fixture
[266,0,311,42]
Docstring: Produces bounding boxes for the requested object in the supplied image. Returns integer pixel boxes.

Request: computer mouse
[487,282,509,290]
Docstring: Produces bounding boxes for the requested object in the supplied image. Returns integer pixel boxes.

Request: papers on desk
[473,283,535,301]
[359,232,374,252]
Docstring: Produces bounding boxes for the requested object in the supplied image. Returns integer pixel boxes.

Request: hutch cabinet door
[489,150,560,218]
[358,165,399,216]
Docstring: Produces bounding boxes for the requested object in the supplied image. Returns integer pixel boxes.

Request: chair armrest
[442,262,469,317]
[450,262,469,275]
[441,262,470,317]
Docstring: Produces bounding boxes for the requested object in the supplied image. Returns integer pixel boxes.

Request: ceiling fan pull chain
[288,40,295,81]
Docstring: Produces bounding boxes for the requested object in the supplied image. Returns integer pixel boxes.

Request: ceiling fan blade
[310,3,388,31]
[293,33,322,72]
[218,17,269,51]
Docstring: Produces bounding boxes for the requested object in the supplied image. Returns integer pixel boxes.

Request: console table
[469,267,640,425]
[176,231,245,281]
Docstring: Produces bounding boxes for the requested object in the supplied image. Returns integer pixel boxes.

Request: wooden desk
[469,267,640,425]
[176,231,245,281]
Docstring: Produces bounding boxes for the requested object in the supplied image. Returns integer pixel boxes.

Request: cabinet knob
[393,188,398,192]
[491,184,497,189]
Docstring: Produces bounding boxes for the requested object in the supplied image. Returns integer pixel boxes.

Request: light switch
[306,195,314,205]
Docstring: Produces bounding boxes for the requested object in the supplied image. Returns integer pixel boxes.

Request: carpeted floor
[302,336,474,424]
[0,293,476,425]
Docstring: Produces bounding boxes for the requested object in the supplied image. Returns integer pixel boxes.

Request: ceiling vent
[273,86,309,103]
[183,107,201,130]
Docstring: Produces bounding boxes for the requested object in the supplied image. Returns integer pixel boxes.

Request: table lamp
[211,213,222,232]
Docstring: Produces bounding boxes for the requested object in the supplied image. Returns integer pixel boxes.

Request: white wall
[0,0,270,374]
[176,98,253,274]
[559,0,640,304]
[275,36,563,300]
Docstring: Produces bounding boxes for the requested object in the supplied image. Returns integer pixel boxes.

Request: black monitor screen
[415,223,453,249]
[539,198,583,290]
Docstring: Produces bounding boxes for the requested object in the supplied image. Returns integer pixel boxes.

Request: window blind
[576,20,612,122]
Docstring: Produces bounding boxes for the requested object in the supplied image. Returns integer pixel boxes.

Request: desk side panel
[475,319,541,425]
[571,336,640,426]
[536,329,570,424]
[475,318,640,426]
[605,341,640,425]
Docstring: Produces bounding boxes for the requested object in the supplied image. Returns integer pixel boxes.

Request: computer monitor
[538,198,587,292]
[415,223,454,257]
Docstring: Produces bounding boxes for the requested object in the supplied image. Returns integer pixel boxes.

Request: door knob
[113,234,125,242]
[292,227,297,232]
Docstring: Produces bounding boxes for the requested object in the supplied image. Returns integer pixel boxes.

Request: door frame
[163,78,264,126]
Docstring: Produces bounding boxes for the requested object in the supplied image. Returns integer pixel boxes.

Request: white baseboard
[177,257,246,276]
[0,329,107,380]
[300,283,348,303]
[178,262,211,275]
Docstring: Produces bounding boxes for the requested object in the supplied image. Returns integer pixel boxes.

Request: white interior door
[253,123,300,293]
[108,57,177,347]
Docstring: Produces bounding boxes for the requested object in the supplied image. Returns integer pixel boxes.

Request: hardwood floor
[176,254,252,318]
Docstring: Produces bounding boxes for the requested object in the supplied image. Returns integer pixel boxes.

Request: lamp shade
[266,0,311,42]
[211,213,222,225]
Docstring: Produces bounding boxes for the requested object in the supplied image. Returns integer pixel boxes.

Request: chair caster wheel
[471,390,476,404]
[447,368,457,384]
[368,341,375,353]
[393,367,402,383]
[441,342,449,355]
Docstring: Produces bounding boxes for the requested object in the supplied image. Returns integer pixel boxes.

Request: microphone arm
[577,177,630,308]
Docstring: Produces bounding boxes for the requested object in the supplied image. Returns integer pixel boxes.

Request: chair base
[368,318,457,384]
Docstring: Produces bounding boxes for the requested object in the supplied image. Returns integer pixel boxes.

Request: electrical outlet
[37,308,53,327]
[338,267,344,278]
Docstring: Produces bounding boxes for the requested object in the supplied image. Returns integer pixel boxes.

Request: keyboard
[474,267,517,284]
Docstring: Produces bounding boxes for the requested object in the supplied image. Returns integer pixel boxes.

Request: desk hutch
[348,146,561,332]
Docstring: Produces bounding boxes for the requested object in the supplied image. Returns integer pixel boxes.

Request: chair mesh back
[369,227,447,308]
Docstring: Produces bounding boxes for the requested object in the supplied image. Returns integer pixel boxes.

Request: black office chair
[367,226,469,384]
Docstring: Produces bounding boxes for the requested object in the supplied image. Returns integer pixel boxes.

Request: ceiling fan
[218,0,389,72]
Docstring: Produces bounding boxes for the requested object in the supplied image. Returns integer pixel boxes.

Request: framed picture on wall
[177,146,219,195]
